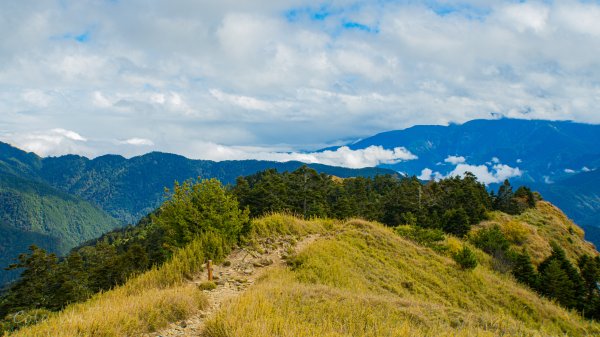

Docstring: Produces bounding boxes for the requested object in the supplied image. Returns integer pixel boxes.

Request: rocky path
[146,234,320,337]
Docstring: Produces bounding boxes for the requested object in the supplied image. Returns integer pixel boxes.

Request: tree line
[232,166,534,236]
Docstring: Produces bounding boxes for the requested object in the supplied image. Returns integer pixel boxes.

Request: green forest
[1,167,598,333]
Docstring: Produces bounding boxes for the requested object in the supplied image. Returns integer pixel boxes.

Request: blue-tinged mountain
[328,118,600,244]
[335,118,600,183]
[534,169,600,242]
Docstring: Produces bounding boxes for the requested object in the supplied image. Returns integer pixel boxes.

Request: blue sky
[0,0,599,167]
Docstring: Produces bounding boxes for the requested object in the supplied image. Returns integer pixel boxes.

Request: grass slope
[12,214,600,336]
[206,219,599,336]
[474,201,597,265]
[9,214,331,336]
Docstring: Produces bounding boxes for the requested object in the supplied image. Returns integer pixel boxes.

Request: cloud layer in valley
[419,156,523,185]
[1,128,416,168]
[1,0,600,162]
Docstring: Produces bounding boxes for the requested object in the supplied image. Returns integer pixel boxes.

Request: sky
[1,0,600,168]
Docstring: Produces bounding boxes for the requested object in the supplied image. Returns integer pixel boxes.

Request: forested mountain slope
[0,170,119,285]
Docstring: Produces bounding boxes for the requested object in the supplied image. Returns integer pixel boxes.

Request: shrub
[198,281,217,291]
[470,225,510,255]
[395,225,445,247]
[453,246,478,270]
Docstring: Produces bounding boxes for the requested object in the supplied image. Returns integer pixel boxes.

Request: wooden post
[207,260,213,281]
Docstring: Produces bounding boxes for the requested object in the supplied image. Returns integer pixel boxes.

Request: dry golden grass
[9,214,334,337]
[205,219,600,337]
[474,201,597,265]
[11,284,204,337]
[9,237,212,337]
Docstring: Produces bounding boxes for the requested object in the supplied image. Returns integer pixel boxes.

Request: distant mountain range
[0,141,394,285]
[331,118,600,182]
[327,118,600,241]
[1,118,599,285]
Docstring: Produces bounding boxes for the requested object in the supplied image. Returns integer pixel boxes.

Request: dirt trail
[146,234,320,337]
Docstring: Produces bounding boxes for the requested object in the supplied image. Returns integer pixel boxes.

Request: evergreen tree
[453,246,478,270]
[538,243,586,310]
[539,259,575,308]
[514,186,536,209]
[0,246,58,316]
[494,179,519,214]
[511,251,539,289]
[443,208,470,237]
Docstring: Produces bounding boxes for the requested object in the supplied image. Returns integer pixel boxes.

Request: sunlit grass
[205,219,600,337]
[9,214,334,337]
[476,201,597,264]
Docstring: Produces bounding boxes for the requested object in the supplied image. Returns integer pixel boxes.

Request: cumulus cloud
[183,144,417,168]
[444,155,466,165]
[418,168,444,181]
[1,1,600,157]
[419,157,522,185]
[564,168,576,173]
[448,163,522,185]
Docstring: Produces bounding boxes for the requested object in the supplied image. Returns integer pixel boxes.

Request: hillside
[0,171,119,285]
[473,201,597,266]
[12,214,600,336]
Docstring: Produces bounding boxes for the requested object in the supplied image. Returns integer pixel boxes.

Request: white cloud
[582,166,592,172]
[120,138,154,146]
[1,1,600,157]
[448,163,522,185]
[418,168,433,180]
[417,167,443,181]
[564,168,576,173]
[444,155,466,165]
[183,144,417,169]
[498,2,549,33]
[1,129,90,157]
[419,158,522,185]
[51,128,87,142]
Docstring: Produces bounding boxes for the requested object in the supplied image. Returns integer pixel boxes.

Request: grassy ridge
[475,201,597,265]
[205,219,600,337]
[9,215,332,336]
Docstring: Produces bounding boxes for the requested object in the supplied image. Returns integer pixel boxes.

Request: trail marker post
[208,260,213,281]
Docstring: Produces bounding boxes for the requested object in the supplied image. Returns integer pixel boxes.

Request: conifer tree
[443,208,470,237]
[512,251,539,289]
